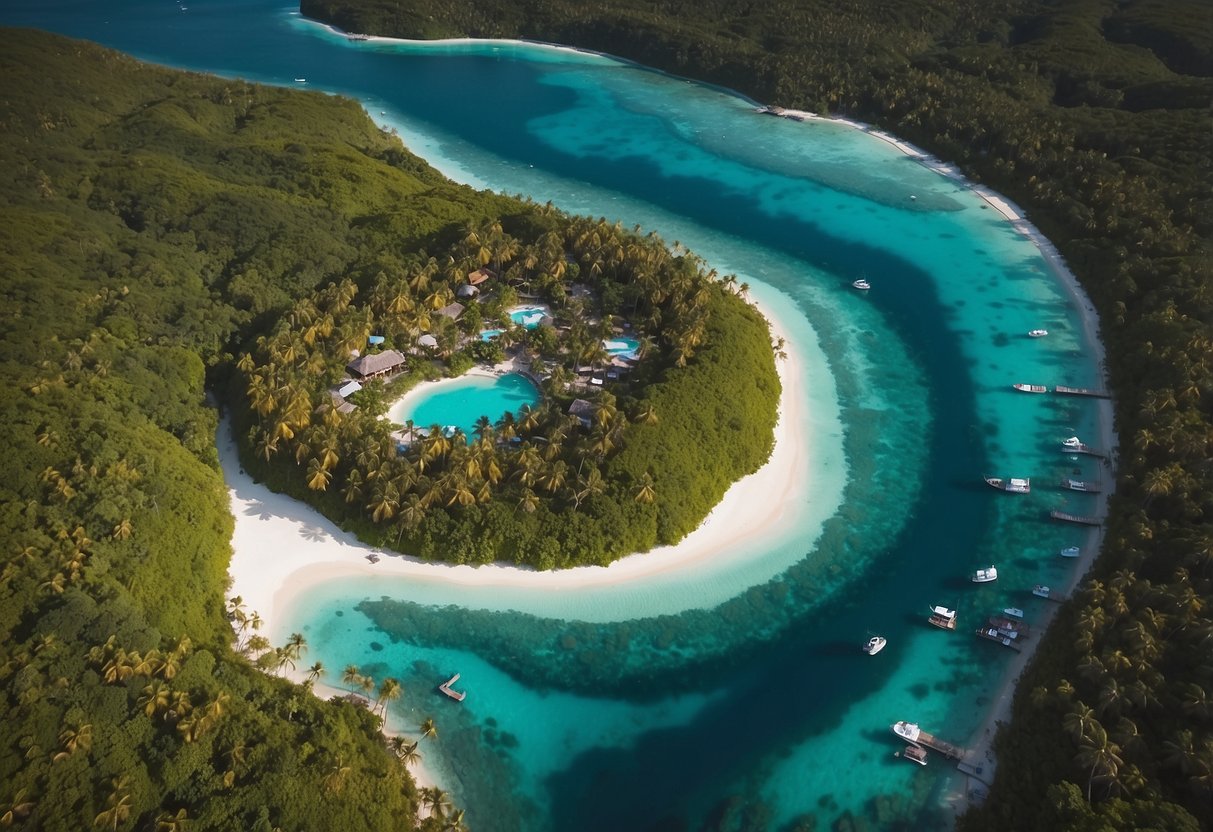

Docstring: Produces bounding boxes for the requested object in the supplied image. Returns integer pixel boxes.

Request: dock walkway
[1054,385,1110,398]
[1050,510,1101,526]
[438,673,466,702]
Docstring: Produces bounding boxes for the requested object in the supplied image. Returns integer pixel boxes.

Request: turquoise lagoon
[387,372,541,441]
[5,2,1112,829]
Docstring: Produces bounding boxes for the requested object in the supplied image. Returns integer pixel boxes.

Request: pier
[1054,385,1110,398]
[438,673,466,702]
[1060,443,1107,459]
[1050,509,1101,526]
[891,722,965,759]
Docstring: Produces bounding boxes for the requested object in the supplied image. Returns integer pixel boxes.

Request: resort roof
[568,398,596,419]
[346,349,406,378]
[456,284,480,299]
[437,302,464,320]
[337,380,362,398]
[467,266,495,285]
[417,333,438,349]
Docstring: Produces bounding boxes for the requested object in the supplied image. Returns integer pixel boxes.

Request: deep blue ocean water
[2,2,1110,829]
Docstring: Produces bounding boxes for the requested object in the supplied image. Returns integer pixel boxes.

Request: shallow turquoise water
[509,305,549,327]
[388,373,540,440]
[4,2,1111,829]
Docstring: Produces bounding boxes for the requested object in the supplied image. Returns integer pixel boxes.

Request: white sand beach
[224,295,809,639]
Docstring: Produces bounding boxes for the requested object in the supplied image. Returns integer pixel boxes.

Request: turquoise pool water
[478,328,502,341]
[4,3,1111,830]
[603,335,640,359]
[509,305,549,328]
[387,373,540,440]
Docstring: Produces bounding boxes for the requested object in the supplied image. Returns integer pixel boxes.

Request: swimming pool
[509,305,549,328]
[387,372,541,440]
[603,336,640,360]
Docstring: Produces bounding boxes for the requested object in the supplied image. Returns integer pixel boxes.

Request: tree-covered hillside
[0,23,779,829]
[300,1,1213,830]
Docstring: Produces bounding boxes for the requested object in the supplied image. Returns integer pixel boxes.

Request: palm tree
[633,472,657,504]
[54,723,92,761]
[397,740,421,767]
[155,808,189,831]
[420,786,451,819]
[93,777,131,831]
[342,664,360,692]
[305,662,326,685]
[0,788,34,826]
[442,809,468,832]
[376,677,402,716]
[420,717,438,741]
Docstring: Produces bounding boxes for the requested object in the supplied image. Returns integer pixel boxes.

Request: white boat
[294,77,307,83]
[1060,546,1081,558]
[863,636,887,655]
[1062,436,1083,448]
[971,566,998,583]
[1062,478,1100,492]
[1003,607,1024,618]
[976,627,1018,649]
[984,476,1031,494]
[1032,585,1051,599]
[1028,329,1049,338]
[892,721,922,743]
[852,278,871,291]
[928,606,957,630]
[1013,383,1048,393]
[901,744,928,765]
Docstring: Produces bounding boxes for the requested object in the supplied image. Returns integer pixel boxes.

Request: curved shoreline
[224,292,812,635]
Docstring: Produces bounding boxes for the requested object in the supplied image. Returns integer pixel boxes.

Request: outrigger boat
[1013,383,1048,393]
[985,475,1031,493]
[928,605,957,630]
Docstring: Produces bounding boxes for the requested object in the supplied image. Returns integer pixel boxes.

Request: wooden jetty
[1060,479,1101,493]
[438,673,466,702]
[1050,509,1101,526]
[1054,385,1110,398]
[891,722,965,759]
[1060,441,1107,459]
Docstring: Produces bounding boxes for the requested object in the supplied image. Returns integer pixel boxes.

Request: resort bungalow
[346,349,406,380]
[568,398,595,428]
[436,302,464,322]
[456,284,480,300]
[416,333,439,351]
[467,266,494,286]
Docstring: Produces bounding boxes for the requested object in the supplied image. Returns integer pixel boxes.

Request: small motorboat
[900,744,928,765]
[985,475,1031,494]
[1061,479,1100,492]
[852,278,871,291]
[1013,383,1048,393]
[1060,546,1081,558]
[294,78,307,83]
[971,566,998,583]
[1062,436,1083,448]
[1003,607,1025,619]
[1028,329,1049,338]
[1032,585,1051,599]
[863,635,887,655]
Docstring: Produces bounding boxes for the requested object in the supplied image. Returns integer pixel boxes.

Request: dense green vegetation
[0,22,778,828]
[302,0,1213,829]
[236,216,777,568]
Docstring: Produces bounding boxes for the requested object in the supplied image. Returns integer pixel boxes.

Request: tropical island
[0,0,1209,829]
[233,211,779,569]
[293,0,1213,829]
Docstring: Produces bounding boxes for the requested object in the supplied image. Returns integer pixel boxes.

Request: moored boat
[928,605,957,630]
[1032,584,1051,599]
[1013,383,1048,393]
[1061,479,1100,492]
[852,278,870,290]
[988,615,1029,634]
[976,627,1020,649]
[1060,546,1081,558]
[1003,607,1024,618]
[985,475,1031,493]
[1028,329,1049,338]
[863,635,887,655]
[901,744,928,765]
[971,566,998,583]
